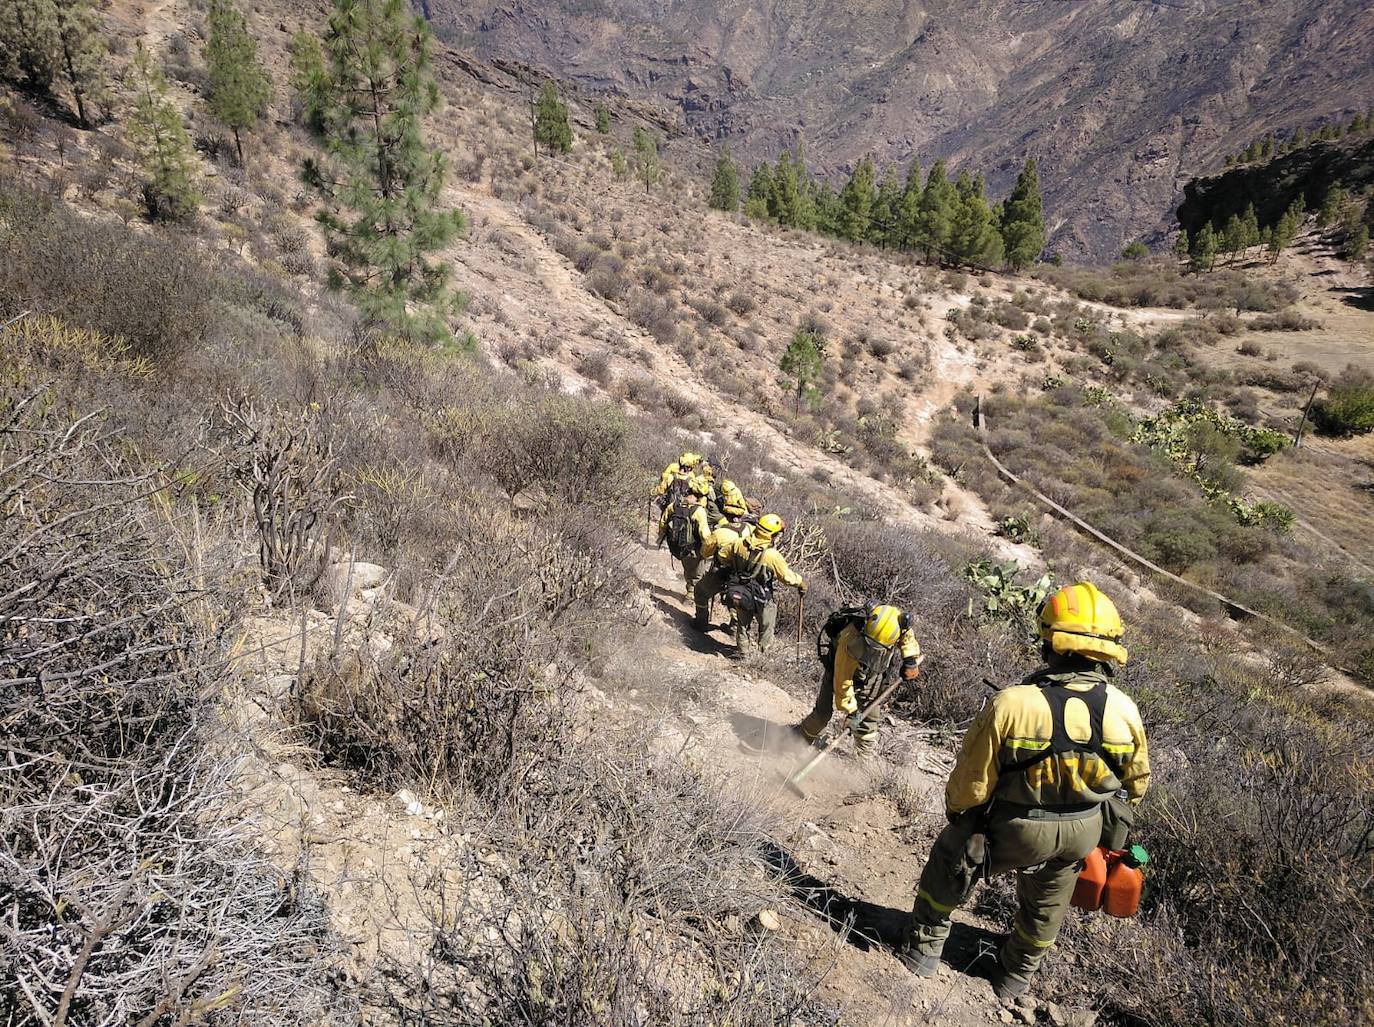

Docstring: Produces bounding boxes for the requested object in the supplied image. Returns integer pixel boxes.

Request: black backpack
[816,606,868,665]
[723,546,775,614]
[665,504,697,559]
[1000,676,1126,780]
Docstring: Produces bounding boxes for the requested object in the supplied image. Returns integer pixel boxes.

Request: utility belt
[999,801,1101,822]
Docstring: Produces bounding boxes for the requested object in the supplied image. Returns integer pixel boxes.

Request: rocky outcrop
[1177,135,1374,235]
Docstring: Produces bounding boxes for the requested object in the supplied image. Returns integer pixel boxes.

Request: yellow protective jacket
[658,500,710,551]
[718,481,748,518]
[945,667,1149,815]
[830,623,921,715]
[700,522,751,562]
[717,536,805,590]
[655,462,691,497]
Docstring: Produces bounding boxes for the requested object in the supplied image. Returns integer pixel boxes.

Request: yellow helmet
[754,512,785,542]
[688,477,711,497]
[1037,582,1128,667]
[678,451,701,469]
[864,605,907,648]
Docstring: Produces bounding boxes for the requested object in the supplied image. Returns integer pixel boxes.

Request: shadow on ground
[648,588,734,658]
[761,841,1003,981]
[1331,285,1374,311]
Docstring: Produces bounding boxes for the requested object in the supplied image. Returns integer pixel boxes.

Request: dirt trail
[622,541,1073,1025]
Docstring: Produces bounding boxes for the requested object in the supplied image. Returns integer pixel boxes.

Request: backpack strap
[1001,681,1125,779]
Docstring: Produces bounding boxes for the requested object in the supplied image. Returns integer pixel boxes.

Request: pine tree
[533,80,572,155]
[631,126,661,193]
[1240,203,1261,256]
[1267,200,1304,263]
[304,0,466,343]
[1342,224,1369,262]
[289,29,328,132]
[708,144,740,212]
[1221,213,1246,264]
[870,168,902,248]
[779,327,824,412]
[896,158,922,250]
[205,0,271,164]
[1121,240,1149,261]
[53,0,107,128]
[1190,222,1217,272]
[772,150,804,226]
[916,160,956,262]
[0,0,58,93]
[1000,158,1046,271]
[744,161,774,219]
[127,41,200,221]
[837,157,876,242]
[594,102,610,133]
[609,149,627,178]
[1318,186,1346,228]
[950,171,1003,268]
[1174,228,1190,263]
[812,180,841,235]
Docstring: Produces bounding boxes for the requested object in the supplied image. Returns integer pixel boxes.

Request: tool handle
[788,679,902,787]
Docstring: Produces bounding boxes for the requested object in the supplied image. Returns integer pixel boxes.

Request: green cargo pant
[679,553,704,597]
[693,565,727,629]
[797,663,881,756]
[904,804,1101,984]
[734,600,778,655]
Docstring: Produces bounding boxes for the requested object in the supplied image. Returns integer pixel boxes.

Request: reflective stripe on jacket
[830,623,921,715]
[945,667,1149,814]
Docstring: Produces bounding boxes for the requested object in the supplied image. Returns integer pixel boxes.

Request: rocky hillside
[429,0,1374,261]
[1178,134,1374,237]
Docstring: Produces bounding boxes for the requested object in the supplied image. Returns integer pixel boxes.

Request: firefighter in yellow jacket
[796,605,921,758]
[716,513,805,655]
[898,582,1150,1000]
[654,451,702,511]
[692,515,753,631]
[658,483,712,596]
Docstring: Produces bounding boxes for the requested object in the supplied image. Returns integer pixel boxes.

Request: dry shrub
[374,745,828,1026]
[0,188,213,365]
[0,385,337,1024]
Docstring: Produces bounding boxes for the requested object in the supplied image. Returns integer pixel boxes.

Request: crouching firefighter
[795,605,922,758]
[692,514,754,631]
[718,513,805,655]
[898,582,1150,1000]
[658,480,712,596]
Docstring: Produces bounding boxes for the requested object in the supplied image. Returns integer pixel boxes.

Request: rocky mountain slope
[429,0,1374,261]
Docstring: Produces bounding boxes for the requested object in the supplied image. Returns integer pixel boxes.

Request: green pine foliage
[1121,240,1149,261]
[631,126,661,192]
[533,80,572,155]
[916,160,957,262]
[771,150,812,227]
[609,149,627,178]
[837,157,876,242]
[205,0,272,164]
[896,158,922,249]
[127,42,200,221]
[744,161,774,219]
[779,327,824,412]
[1342,224,1369,262]
[1190,222,1217,272]
[708,145,740,212]
[1174,228,1190,262]
[0,0,58,92]
[950,171,1003,268]
[0,0,108,127]
[1267,198,1304,263]
[594,102,610,134]
[1317,185,1346,228]
[303,0,466,344]
[288,29,328,132]
[999,158,1046,270]
[869,168,902,248]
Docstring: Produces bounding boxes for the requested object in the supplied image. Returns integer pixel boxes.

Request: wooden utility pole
[1293,380,1320,447]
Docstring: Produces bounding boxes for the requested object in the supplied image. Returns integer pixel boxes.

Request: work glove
[900,661,921,683]
[797,581,808,594]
